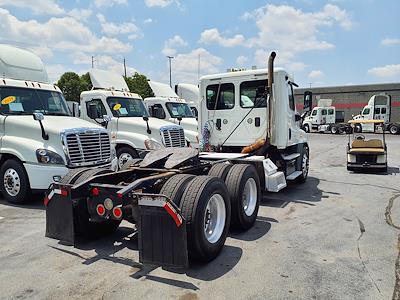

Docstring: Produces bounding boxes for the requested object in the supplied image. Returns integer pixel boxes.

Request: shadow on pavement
[261,176,322,208]
[0,192,45,210]
[229,217,277,241]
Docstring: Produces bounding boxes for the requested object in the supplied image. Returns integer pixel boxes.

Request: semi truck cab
[80,70,188,169]
[0,45,117,204]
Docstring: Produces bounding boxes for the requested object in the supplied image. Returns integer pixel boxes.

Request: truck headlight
[36,149,64,165]
[144,139,163,150]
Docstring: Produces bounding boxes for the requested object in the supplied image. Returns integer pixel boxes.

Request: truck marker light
[163,202,183,227]
[96,204,106,216]
[104,198,114,210]
[112,207,122,219]
[91,187,100,196]
[117,192,123,198]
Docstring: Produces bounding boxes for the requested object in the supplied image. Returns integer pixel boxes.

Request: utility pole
[91,55,96,68]
[123,58,127,77]
[309,82,312,88]
[167,56,174,87]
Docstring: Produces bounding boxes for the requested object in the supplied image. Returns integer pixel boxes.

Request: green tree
[57,72,93,102]
[124,72,154,99]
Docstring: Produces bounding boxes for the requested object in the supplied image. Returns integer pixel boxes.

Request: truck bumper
[24,163,69,190]
[25,158,117,190]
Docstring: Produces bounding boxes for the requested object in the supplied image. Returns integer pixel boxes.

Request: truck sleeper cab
[0,45,116,204]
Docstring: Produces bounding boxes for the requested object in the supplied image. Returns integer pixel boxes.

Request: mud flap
[138,201,188,268]
[45,188,75,246]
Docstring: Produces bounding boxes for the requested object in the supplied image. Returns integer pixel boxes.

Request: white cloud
[145,0,173,7]
[381,38,400,46]
[94,0,127,7]
[236,55,248,66]
[162,35,188,56]
[28,45,54,59]
[172,48,222,83]
[308,70,324,79]
[0,0,64,15]
[96,13,141,38]
[71,52,137,77]
[46,64,67,83]
[144,18,153,24]
[0,8,131,54]
[367,64,400,77]
[68,9,92,21]
[199,28,245,47]
[244,4,352,70]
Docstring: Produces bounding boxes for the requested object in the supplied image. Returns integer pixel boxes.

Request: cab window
[148,104,166,119]
[374,107,380,114]
[328,108,334,115]
[362,108,370,115]
[86,99,106,118]
[311,109,318,116]
[206,83,235,110]
[321,109,327,115]
[240,80,267,108]
[288,84,295,111]
[381,107,387,114]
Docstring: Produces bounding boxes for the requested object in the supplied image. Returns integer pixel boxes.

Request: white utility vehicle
[352,93,400,134]
[0,45,117,204]
[175,83,199,117]
[302,97,351,134]
[78,70,188,169]
[145,81,198,146]
[199,52,311,191]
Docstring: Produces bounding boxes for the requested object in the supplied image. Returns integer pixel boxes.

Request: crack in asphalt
[355,217,382,296]
[320,179,400,193]
[385,193,400,300]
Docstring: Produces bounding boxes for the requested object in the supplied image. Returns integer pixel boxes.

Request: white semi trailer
[0,45,117,204]
[75,69,189,169]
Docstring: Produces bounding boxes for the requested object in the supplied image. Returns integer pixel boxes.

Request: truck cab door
[0,115,5,148]
[361,106,374,132]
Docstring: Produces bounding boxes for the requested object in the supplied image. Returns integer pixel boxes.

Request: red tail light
[91,187,100,196]
[96,204,106,216]
[112,207,122,219]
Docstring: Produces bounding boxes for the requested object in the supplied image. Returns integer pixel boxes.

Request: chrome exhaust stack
[267,51,276,140]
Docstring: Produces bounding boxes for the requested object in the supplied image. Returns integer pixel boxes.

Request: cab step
[281,153,300,161]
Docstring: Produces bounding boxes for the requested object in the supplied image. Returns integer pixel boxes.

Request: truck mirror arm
[143,116,152,134]
[32,113,49,140]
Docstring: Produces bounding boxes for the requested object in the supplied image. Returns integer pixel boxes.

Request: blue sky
[0,0,399,88]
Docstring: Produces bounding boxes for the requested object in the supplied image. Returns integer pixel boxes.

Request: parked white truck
[352,93,400,134]
[0,45,117,204]
[77,70,188,169]
[302,97,351,134]
[175,83,199,117]
[145,81,198,146]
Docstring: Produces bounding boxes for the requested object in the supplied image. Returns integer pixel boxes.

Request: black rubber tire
[331,125,338,134]
[208,163,233,180]
[73,169,121,239]
[120,158,143,171]
[60,168,87,184]
[117,146,139,170]
[0,159,31,204]
[389,125,399,135]
[180,176,230,262]
[354,124,362,133]
[225,164,260,230]
[159,174,195,206]
[296,145,309,183]
[303,124,310,133]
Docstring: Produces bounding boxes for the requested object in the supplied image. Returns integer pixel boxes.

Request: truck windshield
[0,87,70,116]
[166,102,194,118]
[106,97,149,117]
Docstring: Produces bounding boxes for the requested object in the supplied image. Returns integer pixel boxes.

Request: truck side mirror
[67,101,80,117]
[88,104,100,119]
[295,114,302,122]
[152,106,165,119]
[33,112,44,121]
[303,91,312,112]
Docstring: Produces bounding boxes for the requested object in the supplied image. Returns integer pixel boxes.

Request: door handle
[216,118,221,130]
[255,117,260,127]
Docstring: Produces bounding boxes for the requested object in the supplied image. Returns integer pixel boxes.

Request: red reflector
[61,189,68,197]
[117,193,123,198]
[163,202,183,227]
[96,204,105,216]
[91,187,100,196]
[113,207,122,219]
[43,197,49,206]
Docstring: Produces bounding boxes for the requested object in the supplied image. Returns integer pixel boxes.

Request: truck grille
[63,129,111,167]
[160,126,186,148]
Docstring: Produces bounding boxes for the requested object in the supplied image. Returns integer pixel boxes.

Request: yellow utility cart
[347,120,387,172]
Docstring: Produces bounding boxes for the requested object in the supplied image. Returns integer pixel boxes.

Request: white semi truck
[352,93,400,134]
[0,45,117,204]
[302,97,351,134]
[175,83,199,117]
[75,70,189,169]
[144,81,198,147]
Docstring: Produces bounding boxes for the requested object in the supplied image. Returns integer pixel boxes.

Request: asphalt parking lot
[0,134,399,300]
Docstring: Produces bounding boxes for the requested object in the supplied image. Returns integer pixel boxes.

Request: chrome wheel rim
[302,150,309,177]
[204,193,226,244]
[118,153,133,169]
[243,178,257,217]
[4,168,21,197]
